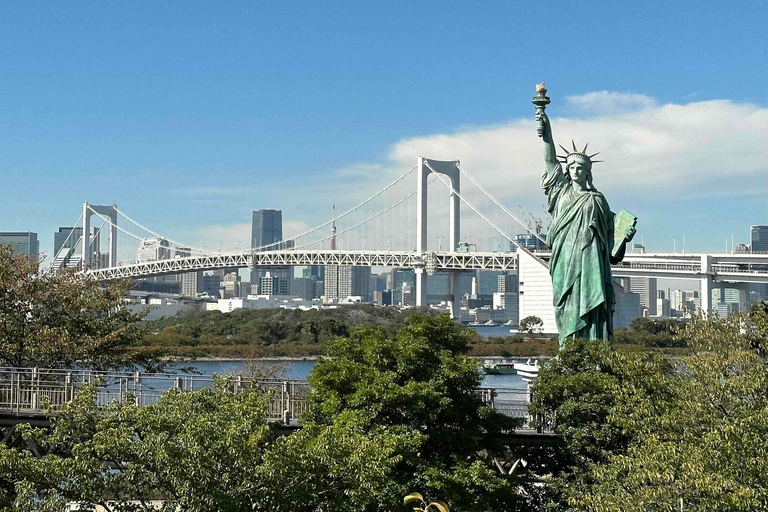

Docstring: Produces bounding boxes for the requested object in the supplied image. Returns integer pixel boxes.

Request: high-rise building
[497,273,518,293]
[630,277,658,316]
[750,225,768,252]
[261,271,290,296]
[0,232,39,258]
[181,271,204,297]
[251,209,291,288]
[252,209,283,251]
[390,269,415,306]
[324,266,371,302]
[291,277,316,300]
[52,227,101,267]
[137,237,171,262]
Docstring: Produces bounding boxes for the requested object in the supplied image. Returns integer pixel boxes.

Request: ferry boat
[481,361,517,375]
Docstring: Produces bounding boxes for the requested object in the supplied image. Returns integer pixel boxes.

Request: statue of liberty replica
[533,83,636,348]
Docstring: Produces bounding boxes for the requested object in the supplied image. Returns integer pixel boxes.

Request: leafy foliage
[519,316,544,334]
[0,314,527,511]
[0,244,154,369]
[300,314,525,511]
[530,305,768,511]
[138,304,449,357]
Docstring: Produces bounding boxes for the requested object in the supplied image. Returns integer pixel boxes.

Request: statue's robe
[542,164,616,347]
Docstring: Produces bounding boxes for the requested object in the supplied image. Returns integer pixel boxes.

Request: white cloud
[175,94,768,254]
[386,98,767,203]
[565,91,658,115]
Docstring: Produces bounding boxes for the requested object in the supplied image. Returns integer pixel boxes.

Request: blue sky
[0,1,765,260]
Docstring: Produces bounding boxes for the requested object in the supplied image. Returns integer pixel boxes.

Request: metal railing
[0,367,311,424]
[0,367,543,429]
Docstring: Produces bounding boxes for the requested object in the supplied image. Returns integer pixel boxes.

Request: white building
[137,237,171,262]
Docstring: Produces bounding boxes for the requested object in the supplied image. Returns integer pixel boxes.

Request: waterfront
[167,359,530,400]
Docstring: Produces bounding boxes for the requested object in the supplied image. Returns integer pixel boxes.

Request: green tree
[1,381,278,511]
[519,315,544,335]
[291,314,525,511]
[0,244,153,369]
[529,306,768,511]
[1,315,526,511]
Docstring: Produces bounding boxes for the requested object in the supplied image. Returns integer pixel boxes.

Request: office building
[751,225,768,252]
[477,271,504,297]
[291,277,317,301]
[181,271,203,296]
[252,209,282,251]
[0,232,39,258]
[749,225,768,302]
[137,237,171,262]
[261,271,290,296]
[657,297,671,317]
[390,269,415,306]
[492,292,519,325]
[324,266,371,303]
[251,209,292,287]
[630,277,658,316]
[52,227,102,268]
[497,273,518,294]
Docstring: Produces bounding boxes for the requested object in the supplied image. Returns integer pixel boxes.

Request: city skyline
[0,2,765,259]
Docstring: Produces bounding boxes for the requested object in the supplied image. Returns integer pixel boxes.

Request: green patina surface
[533,84,636,349]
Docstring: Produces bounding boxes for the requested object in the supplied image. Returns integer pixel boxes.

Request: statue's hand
[535,109,550,139]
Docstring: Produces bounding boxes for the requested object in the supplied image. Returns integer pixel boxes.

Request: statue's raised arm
[533,83,567,210]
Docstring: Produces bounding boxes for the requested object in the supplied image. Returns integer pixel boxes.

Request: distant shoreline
[164,355,552,363]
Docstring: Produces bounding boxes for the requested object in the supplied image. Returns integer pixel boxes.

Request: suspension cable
[113,207,210,255]
[266,165,417,250]
[456,163,548,246]
[51,213,83,262]
[425,161,538,257]
[293,174,437,250]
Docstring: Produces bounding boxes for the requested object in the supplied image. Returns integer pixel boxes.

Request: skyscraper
[750,225,768,252]
[252,209,283,251]
[0,232,39,258]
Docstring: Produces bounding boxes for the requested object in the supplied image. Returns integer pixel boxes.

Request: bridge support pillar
[415,268,427,307]
[448,271,461,319]
[700,255,713,316]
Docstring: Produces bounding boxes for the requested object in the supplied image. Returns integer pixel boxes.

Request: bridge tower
[82,203,118,268]
[416,157,461,317]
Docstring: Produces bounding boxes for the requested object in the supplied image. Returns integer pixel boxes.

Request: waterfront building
[0,232,39,258]
[492,292,519,325]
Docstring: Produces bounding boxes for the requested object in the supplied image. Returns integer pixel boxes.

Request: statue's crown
[557,140,602,169]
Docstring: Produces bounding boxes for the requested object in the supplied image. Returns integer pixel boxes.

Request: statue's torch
[532,82,551,138]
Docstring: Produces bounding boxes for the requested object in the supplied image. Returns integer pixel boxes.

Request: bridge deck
[85,250,768,283]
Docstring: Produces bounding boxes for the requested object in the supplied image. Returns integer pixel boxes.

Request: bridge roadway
[0,367,556,449]
[85,249,768,284]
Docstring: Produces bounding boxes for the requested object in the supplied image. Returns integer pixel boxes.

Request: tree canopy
[0,244,153,370]
[529,305,768,511]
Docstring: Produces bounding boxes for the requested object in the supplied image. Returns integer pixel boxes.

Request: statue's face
[568,162,589,187]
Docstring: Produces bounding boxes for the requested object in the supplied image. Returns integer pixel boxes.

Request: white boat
[513,359,540,382]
